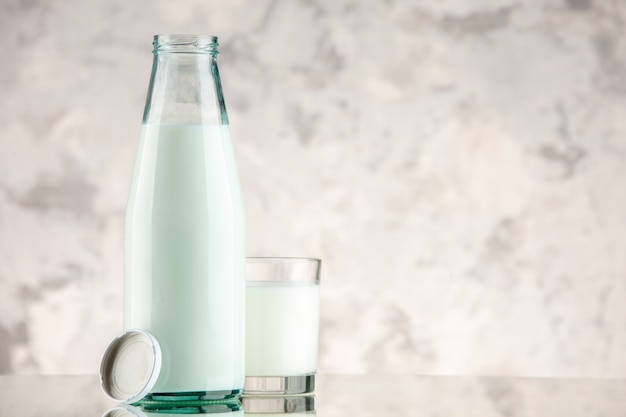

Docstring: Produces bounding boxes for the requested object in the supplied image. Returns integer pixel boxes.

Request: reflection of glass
[244,258,321,395]
[102,400,243,416]
[242,396,316,416]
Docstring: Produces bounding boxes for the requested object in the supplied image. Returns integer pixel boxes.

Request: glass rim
[245,257,321,284]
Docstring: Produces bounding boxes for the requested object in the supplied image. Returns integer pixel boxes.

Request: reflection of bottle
[102,404,244,417]
[124,35,245,398]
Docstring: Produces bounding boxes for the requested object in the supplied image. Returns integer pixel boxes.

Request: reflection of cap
[243,396,316,414]
[102,404,149,417]
[100,330,162,404]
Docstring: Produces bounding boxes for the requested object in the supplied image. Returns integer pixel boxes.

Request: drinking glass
[244,257,321,395]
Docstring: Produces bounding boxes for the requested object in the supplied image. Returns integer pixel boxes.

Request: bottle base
[136,389,242,413]
[243,374,315,395]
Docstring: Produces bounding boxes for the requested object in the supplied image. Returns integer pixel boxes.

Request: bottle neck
[142,35,228,126]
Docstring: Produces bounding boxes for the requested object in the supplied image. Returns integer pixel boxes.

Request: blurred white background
[0,0,625,378]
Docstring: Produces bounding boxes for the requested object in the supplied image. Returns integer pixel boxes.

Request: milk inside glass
[245,281,320,376]
[125,123,244,393]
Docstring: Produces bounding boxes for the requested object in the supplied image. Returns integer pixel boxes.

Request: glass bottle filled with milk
[124,35,245,400]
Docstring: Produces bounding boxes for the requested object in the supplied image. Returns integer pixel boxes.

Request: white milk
[245,282,320,376]
[125,124,245,394]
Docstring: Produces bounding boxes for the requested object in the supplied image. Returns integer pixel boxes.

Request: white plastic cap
[100,329,162,404]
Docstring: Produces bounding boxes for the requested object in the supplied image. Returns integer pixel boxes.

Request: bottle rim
[153,34,218,55]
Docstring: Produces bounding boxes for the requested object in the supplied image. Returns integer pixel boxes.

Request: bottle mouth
[153,34,218,54]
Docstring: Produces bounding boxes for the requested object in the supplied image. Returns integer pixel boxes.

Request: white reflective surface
[0,374,624,417]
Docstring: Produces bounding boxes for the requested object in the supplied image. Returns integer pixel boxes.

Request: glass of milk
[244,258,321,395]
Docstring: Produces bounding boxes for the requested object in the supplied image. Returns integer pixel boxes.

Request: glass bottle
[124,34,245,400]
